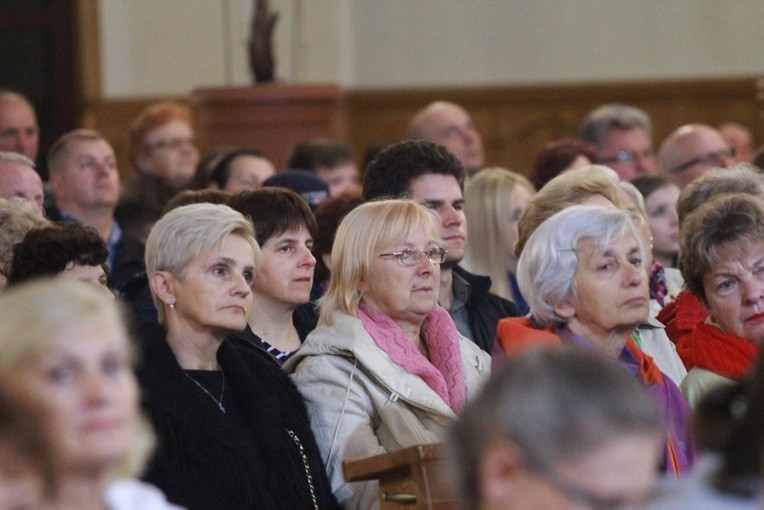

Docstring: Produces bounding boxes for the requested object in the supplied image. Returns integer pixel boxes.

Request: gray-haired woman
[496,205,694,475]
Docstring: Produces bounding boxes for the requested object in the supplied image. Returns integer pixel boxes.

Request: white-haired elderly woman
[138,203,338,510]
[0,278,178,509]
[285,199,490,509]
[496,205,695,475]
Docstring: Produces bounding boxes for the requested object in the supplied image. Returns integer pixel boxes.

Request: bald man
[658,124,735,189]
[0,152,43,216]
[409,101,485,175]
[0,91,39,161]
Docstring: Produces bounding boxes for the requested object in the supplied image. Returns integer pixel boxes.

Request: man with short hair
[47,129,144,289]
[718,121,756,163]
[658,124,735,190]
[409,101,485,176]
[0,90,39,162]
[579,103,658,180]
[364,140,517,353]
[287,139,360,196]
[0,151,43,216]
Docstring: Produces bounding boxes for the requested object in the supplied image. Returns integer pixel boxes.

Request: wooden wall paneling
[343,77,762,177]
[82,77,762,183]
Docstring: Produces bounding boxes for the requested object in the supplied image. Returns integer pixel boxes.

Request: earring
[168,299,176,310]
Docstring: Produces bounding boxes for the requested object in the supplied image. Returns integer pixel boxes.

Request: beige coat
[285,311,490,510]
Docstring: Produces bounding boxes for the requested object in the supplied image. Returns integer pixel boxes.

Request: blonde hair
[515,165,621,258]
[145,203,260,324]
[463,167,534,301]
[0,198,49,279]
[319,199,439,324]
[0,278,154,477]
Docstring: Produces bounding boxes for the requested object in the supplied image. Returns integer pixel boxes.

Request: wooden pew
[343,444,456,510]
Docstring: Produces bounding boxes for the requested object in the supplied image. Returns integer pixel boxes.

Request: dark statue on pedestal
[248,0,278,83]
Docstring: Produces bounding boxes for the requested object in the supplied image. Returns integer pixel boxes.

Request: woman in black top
[138,202,337,510]
[229,188,319,363]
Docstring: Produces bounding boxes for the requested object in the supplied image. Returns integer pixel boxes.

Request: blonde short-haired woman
[140,203,337,509]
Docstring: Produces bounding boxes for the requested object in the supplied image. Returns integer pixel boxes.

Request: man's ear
[480,439,525,505]
[149,271,176,307]
[48,171,64,198]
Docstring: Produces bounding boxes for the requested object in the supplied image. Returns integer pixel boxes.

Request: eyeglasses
[144,137,197,151]
[598,149,655,165]
[378,247,447,266]
[526,456,661,509]
[669,147,735,174]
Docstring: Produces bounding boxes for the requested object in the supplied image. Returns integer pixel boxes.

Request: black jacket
[452,264,519,354]
[135,321,339,510]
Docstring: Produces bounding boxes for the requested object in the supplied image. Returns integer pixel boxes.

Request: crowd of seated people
[2,87,764,509]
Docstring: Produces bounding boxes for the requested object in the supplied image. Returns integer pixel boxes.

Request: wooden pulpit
[191,84,342,170]
[343,444,457,510]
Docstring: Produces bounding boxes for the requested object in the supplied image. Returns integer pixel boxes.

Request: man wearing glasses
[658,124,735,189]
[579,103,659,181]
[116,101,200,244]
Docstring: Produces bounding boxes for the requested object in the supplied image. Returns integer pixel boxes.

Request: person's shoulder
[496,316,560,356]
[484,290,519,316]
[293,302,319,340]
[453,265,519,315]
[646,455,759,510]
[106,479,185,510]
[681,367,735,410]
[223,339,285,374]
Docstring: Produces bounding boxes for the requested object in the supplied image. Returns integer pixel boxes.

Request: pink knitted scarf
[357,304,466,412]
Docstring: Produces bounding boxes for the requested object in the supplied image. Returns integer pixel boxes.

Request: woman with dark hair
[229,187,318,363]
[193,149,275,194]
[657,164,764,345]
[675,194,764,408]
[529,138,596,190]
[8,222,112,297]
[310,190,363,302]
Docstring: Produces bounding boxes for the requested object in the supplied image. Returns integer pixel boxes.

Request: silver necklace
[184,370,226,414]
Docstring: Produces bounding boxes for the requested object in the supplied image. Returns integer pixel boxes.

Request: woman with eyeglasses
[116,101,201,245]
[286,199,490,509]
